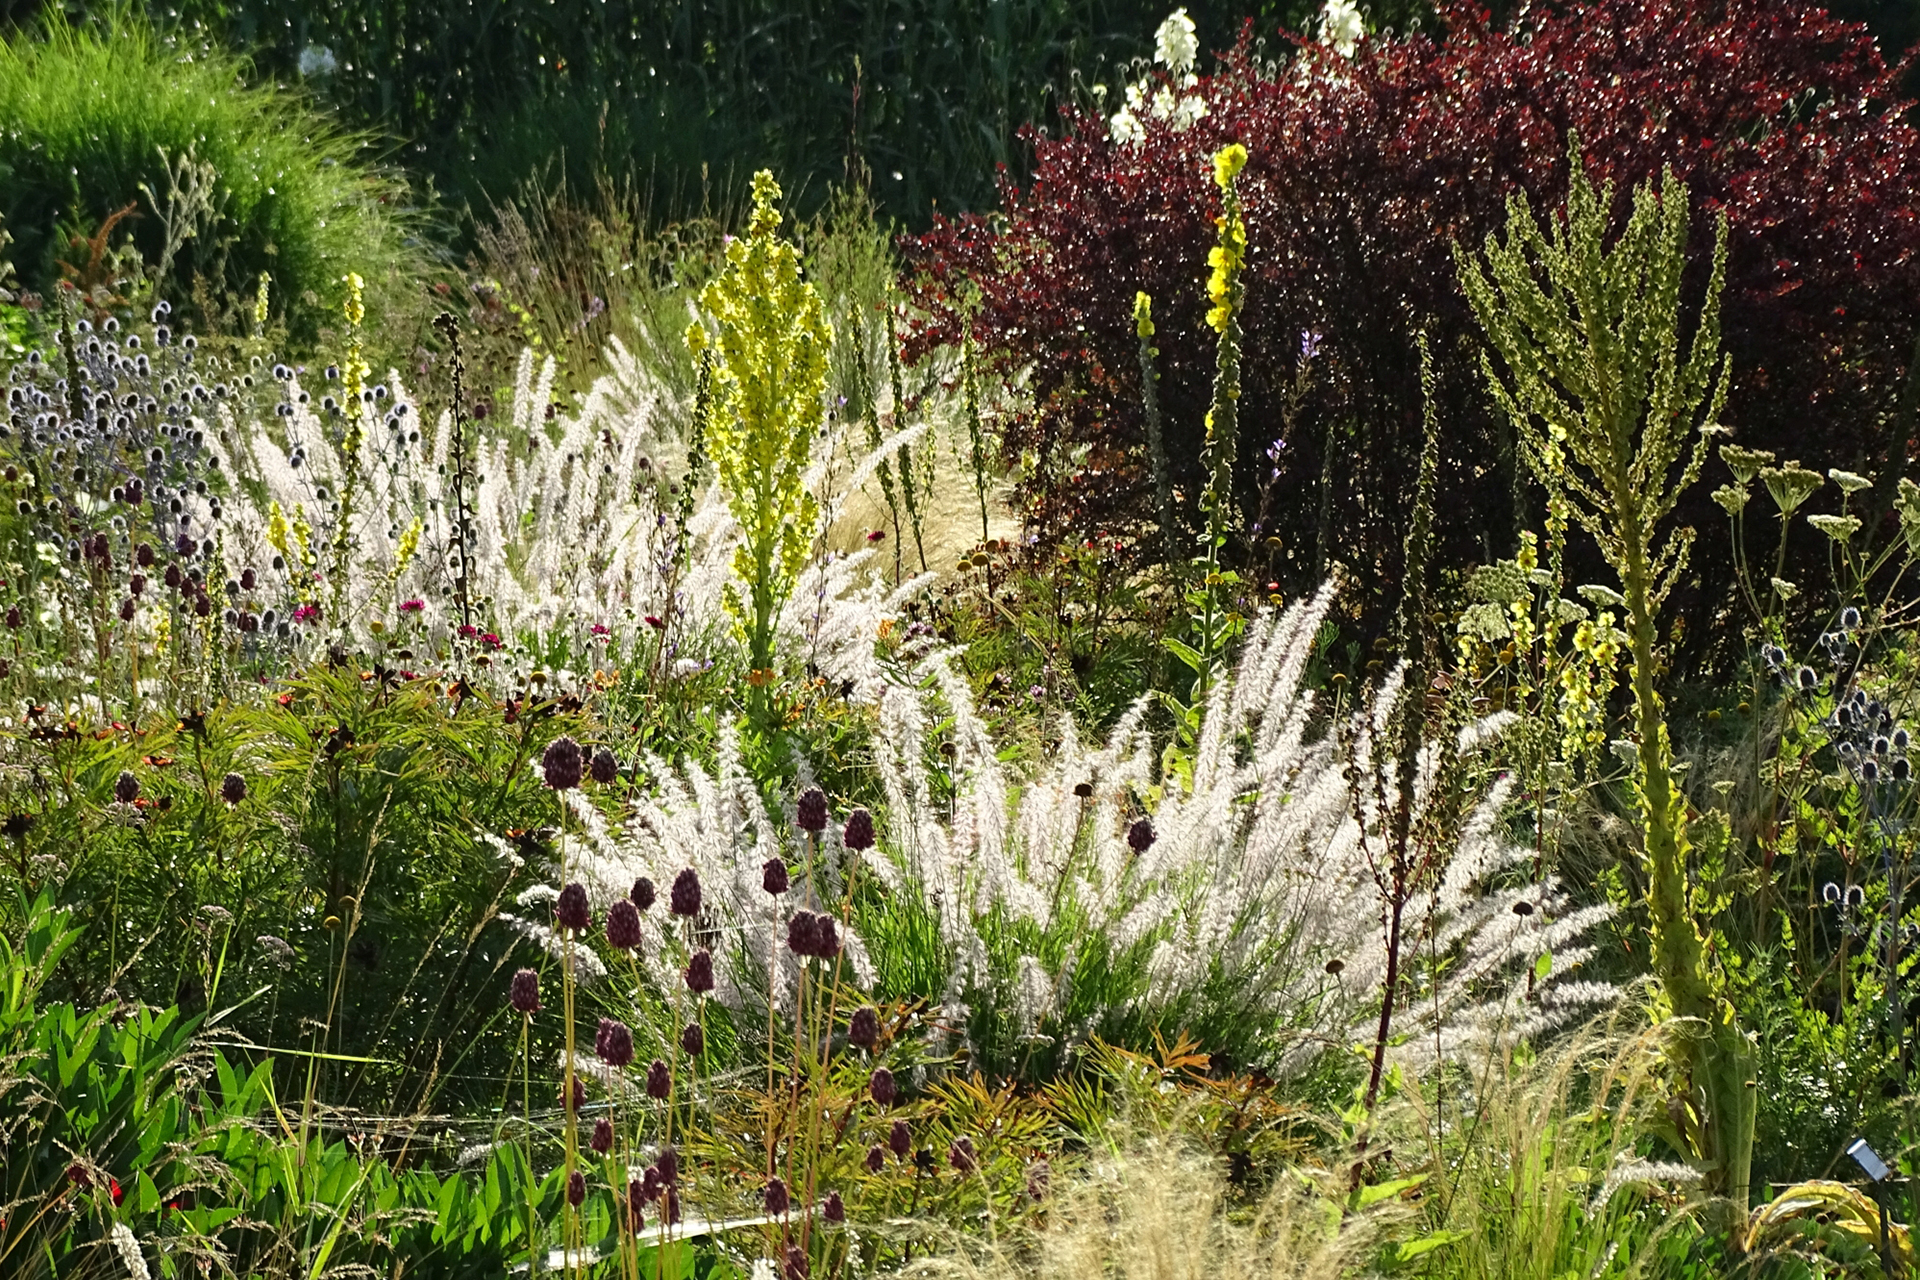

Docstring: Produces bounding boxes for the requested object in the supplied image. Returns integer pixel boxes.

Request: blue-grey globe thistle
[556,882,591,933]
[849,1005,880,1053]
[589,747,618,784]
[796,786,829,832]
[567,1170,586,1206]
[889,1119,910,1157]
[114,771,140,804]
[631,877,657,911]
[823,1190,845,1223]
[763,1176,790,1216]
[680,1021,705,1056]
[869,1066,897,1108]
[1127,818,1155,853]
[591,1117,614,1153]
[669,867,702,917]
[596,1017,634,1069]
[787,910,820,957]
[842,808,875,851]
[865,1144,886,1173]
[684,948,715,994]
[509,968,541,1014]
[220,772,247,805]
[646,1059,671,1099]
[948,1136,977,1174]
[605,899,642,951]
[763,857,789,895]
[542,735,585,790]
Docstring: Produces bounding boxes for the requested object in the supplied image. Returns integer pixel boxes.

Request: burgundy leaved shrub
[902,0,1920,661]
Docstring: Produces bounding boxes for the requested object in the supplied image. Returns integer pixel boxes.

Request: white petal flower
[1320,0,1364,57]
[1154,8,1199,75]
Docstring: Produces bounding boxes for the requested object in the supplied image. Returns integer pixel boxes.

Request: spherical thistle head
[762,857,790,896]
[948,1136,977,1175]
[680,1021,705,1056]
[815,915,841,958]
[865,1144,886,1174]
[763,1176,790,1216]
[567,1170,586,1206]
[596,1016,635,1069]
[842,808,875,851]
[542,735,585,790]
[669,867,703,917]
[870,1066,897,1108]
[646,1059,671,1099]
[796,786,829,832]
[605,899,643,951]
[785,1244,810,1280]
[787,910,820,958]
[849,1005,881,1053]
[631,876,657,912]
[556,882,592,933]
[114,771,140,804]
[509,967,541,1014]
[589,747,618,785]
[220,772,248,805]
[824,1189,846,1223]
[889,1119,911,1157]
[684,948,715,994]
[591,1118,614,1154]
[1127,817,1155,853]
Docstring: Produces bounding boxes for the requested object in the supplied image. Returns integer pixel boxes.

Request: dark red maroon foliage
[902,0,1920,663]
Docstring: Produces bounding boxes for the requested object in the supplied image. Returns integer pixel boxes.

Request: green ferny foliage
[1456,141,1754,1216]
[693,170,831,719]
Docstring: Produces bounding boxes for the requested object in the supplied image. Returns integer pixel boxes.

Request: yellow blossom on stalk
[1205,145,1249,336]
[266,501,290,558]
[1134,291,1155,339]
[395,518,423,575]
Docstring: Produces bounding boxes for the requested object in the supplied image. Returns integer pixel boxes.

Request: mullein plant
[1132,291,1174,558]
[1457,142,1752,1214]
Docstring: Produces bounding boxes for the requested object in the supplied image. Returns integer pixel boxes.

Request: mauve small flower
[542,735,585,790]
[631,877,657,911]
[646,1059,671,1099]
[870,1067,897,1108]
[785,1244,809,1280]
[787,911,819,957]
[680,1021,704,1056]
[556,882,591,932]
[948,1136,977,1174]
[567,1170,586,1206]
[865,1144,886,1173]
[796,787,829,832]
[221,772,247,805]
[114,771,140,804]
[762,857,789,895]
[655,1147,679,1186]
[669,867,702,917]
[764,1176,790,1216]
[1127,818,1155,853]
[889,1119,910,1158]
[509,967,540,1014]
[849,1005,880,1052]
[627,1180,646,1231]
[815,915,840,958]
[589,747,618,784]
[823,1190,845,1224]
[605,899,642,951]
[842,808,875,851]
[684,948,714,994]
[591,1118,614,1153]
[596,1017,635,1069]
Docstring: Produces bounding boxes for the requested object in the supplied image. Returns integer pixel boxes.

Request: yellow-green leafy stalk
[692,171,830,719]
[1457,142,1753,1215]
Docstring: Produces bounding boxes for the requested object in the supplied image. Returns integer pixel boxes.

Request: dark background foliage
[902,0,1920,666]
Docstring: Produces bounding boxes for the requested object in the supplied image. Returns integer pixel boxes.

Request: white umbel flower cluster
[1110,9,1210,146]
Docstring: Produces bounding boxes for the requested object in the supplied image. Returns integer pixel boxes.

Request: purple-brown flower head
[542,735,585,790]
[605,899,642,951]
[567,1170,586,1206]
[566,1076,586,1111]
[114,771,140,804]
[785,1244,809,1280]
[787,911,819,957]
[640,1166,661,1203]
[220,772,247,805]
[655,1147,679,1186]
[626,1180,646,1232]
[1027,1159,1051,1201]
[796,786,829,832]
[684,948,714,994]
[669,867,702,917]
[590,1118,614,1154]
[869,1066,897,1108]
[596,1017,635,1069]
[680,1021,705,1056]
[556,882,591,933]
[865,1144,886,1173]
[823,1190,845,1224]
[509,967,541,1014]
[889,1119,911,1158]
[948,1136,977,1174]
[763,1176,790,1216]
[646,1059,671,1099]
[1127,818,1155,853]
[849,1005,880,1052]
[815,915,840,958]
[762,857,789,896]
[842,808,875,851]
[631,876,657,911]
[664,1185,681,1225]
[589,747,618,785]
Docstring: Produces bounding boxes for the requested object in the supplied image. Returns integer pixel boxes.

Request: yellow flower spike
[1133,291,1155,339]
[1213,142,1248,189]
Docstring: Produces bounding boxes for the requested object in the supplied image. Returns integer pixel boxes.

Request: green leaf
[1162,635,1207,674]
[1356,1173,1427,1207]
[1396,1230,1466,1261]
[1535,950,1554,981]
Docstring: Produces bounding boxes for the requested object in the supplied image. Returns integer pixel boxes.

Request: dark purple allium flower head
[655,1147,679,1186]
[589,747,618,784]
[865,1144,886,1173]
[509,967,541,1014]
[664,1185,681,1225]
[640,1166,661,1203]
[684,948,714,994]
[842,808,875,851]
[114,771,140,804]
[646,1059,671,1099]
[591,1117,614,1153]
[785,1244,809,1280]
[823,1190,845,1224]
[596,1017,635,1069]
[556,882,591,933]
[763,1176,790,1216]
[849,1005,880,1053]
[1127,818,1155,853]
[787,911,820,957]
[815,915,840,958]
[626,1180,646,1232]
[870,1066,897,1108]
[889,1119,911,1158]
[948,1136,977,1174]
[762,857,789,896]
[542,735,585,790]
[669,867,702,917]
[567,1170,586,1206]
[220,772,247,805]
[680,1021,705,1056]
[566,1076,586,1111]
[796,786,829,832]
[631,876,657,911]
[605,899,642,951]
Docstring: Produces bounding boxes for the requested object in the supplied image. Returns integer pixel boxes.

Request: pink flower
[644,615,665,630]
[480,633,502,650]
[591,623,609,636]
[458,624,478,638]
[399,598,425,614]
[293,603,322,625]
